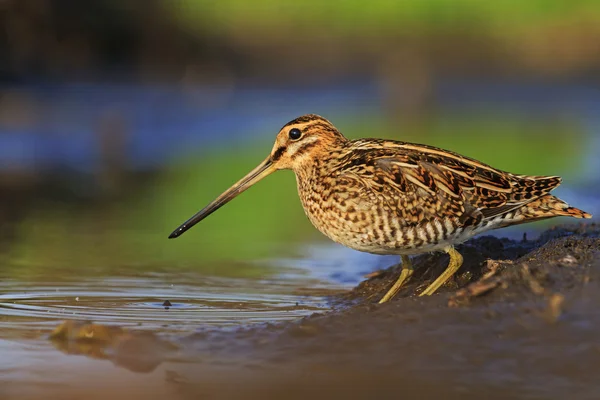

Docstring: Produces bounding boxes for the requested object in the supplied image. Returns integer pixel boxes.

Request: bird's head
[168,114,347,238]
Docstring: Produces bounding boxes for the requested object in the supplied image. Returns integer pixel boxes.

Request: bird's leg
[378,255,413,304]
[419,246,464,296]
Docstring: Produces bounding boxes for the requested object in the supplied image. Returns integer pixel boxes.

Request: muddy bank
[37,224,600,400]
[345,223,599,304]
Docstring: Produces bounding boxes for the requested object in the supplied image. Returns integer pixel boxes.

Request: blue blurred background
[0,0,598,276]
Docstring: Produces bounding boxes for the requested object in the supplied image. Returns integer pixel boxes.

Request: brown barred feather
[282,117,592,255]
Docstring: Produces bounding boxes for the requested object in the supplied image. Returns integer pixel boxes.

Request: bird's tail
[524,194,592,220]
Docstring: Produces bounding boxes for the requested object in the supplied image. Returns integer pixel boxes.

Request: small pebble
[559,255,578,267]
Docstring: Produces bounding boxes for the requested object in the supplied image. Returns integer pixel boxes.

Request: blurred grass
[2,112,588,279]
[127,143,310,263]
[167,0,600,36]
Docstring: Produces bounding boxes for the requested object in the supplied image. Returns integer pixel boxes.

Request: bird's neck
[293,157,322,186]
[292,145,348,187]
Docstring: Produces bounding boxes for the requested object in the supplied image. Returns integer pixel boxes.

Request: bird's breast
[296,175,413,253]
[294,174,482,255]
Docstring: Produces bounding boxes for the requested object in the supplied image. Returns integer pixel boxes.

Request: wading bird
[169,115,592,303]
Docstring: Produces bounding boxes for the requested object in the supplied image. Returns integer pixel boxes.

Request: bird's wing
[338,139,562,227]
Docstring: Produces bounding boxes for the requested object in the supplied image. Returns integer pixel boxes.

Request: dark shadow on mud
[48,223,600,400]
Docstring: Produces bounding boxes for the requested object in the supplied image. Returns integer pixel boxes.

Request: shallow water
[0,256,349,398]
[0,275,337,331]
[0,256,354,333]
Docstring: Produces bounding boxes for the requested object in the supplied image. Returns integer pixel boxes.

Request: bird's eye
[288,128,302,140]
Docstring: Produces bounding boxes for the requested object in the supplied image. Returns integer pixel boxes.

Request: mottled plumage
[170,114,592,303]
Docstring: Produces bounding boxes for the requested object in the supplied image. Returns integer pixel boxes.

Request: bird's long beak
[168,156,276,238]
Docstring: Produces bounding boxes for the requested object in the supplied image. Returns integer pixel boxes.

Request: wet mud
[23,224,600,400]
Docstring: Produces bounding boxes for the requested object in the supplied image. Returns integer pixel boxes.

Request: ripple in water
[0,273,340,337]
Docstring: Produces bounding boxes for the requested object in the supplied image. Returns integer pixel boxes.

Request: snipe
[169,114,592,303]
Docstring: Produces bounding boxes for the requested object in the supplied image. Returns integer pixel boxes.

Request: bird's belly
[297,179,500,255]
[305,209,494,256]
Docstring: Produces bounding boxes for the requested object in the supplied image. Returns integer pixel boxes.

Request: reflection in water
[0,270,347,389]
[50,321,175,373]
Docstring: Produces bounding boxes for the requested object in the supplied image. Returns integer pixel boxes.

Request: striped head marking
[168,114,346,238]
[270,114,348,171]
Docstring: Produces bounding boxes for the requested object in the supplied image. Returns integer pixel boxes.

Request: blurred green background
[0,0,598,279]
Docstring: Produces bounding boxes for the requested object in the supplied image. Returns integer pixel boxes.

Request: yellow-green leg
[379,255,413,304]
[419,246,464,296]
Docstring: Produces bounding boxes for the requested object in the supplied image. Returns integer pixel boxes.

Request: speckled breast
[295,173,475,256]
